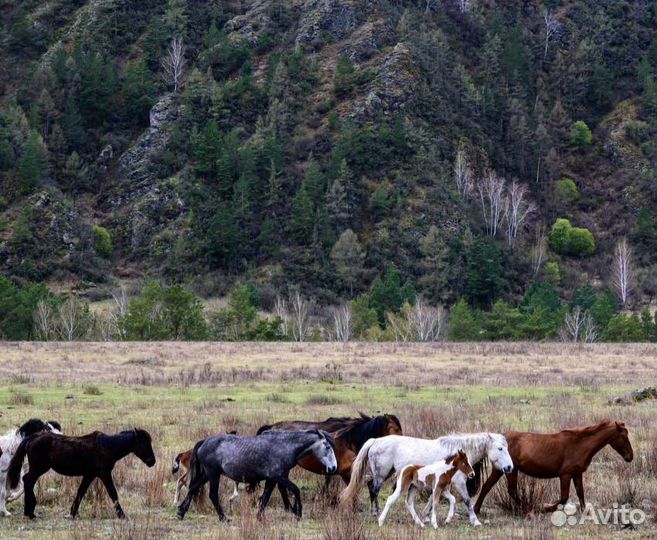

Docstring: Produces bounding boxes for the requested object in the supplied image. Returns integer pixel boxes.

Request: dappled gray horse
[177,430,337,521]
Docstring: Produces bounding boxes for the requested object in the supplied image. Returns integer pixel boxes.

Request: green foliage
[207,207,243,269]
[0,277,52,340]
[446,299,480,341]
[603,313,645,342]
[121,282,208,340]
[121,59,155,125]
[481,300,525,340]
[330,229,365,295]
[555,178,579,205]
[16,131,47,194]
[589,292,617,330]
[92,225,112,259]
[350,294,378,338]
[368,268,406,327]
[289,184,314,243]
[465,237,503,307]
[549,219,595,257]
[570,120,592,148]
[544,261,561,285]
[570,283,598,311]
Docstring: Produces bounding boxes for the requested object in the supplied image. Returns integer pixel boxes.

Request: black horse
[8,428,155,519]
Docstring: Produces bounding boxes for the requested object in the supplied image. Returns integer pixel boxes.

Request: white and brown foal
[378,449,475,528]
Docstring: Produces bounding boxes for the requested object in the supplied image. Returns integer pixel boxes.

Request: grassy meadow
[0,342,656,539]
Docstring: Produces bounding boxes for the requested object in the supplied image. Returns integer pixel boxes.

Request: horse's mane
[98,430,136,453]
[335,413,396,451]
[437,432,501,461]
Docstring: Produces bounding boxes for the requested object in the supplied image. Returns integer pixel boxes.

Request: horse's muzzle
[503,465,513,474]
[147,458,156,468]
[326,465,337,474]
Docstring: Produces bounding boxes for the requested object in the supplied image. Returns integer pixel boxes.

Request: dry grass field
[0,342,656,540]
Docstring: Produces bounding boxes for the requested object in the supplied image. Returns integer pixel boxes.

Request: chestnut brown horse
[473,420,633,515]
[258,413,402,484]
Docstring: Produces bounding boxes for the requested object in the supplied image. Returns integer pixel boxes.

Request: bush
[555,178,579,205]
[93,225,112,258]
[570,120,592,148]
[446,299,480,341]
[625,120,649,145]
[544,262,561,285]
[549,219,595,257]
[603,313,645,342]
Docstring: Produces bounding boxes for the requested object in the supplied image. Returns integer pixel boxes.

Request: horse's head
[132,428,156,467]
[308,430,337,474]
[609,421,633,462]
[46,421,62,434]
[453,449,475,479]
[17,419,48,437]
[487,434,513,474]
[383,414,403,436]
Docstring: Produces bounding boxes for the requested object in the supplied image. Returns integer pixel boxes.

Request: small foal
[378,449,475,528]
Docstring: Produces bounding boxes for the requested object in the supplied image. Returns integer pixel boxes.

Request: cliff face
[1,0,656,305]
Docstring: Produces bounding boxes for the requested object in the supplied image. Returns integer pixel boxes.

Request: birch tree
[274,295,289,337]
[289,290,311,342]
[57,297,88,341]
[612,238,633,306]
[560,307,598,343]
[332,304,352,342]
[478,173,505,236]
[161,36,186,93]
[454,148,474,200]
[503,180,536,246]
[531,224,547,277]
[543,9,560,61]
[33,300,55,340]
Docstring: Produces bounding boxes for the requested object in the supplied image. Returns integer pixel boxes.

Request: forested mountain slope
[1,0,656,316]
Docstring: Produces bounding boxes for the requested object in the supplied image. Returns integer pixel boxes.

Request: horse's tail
[467,457,488,497]
[256,424,272,435]
[7,437,29,489]
[172,453,183,475]
[339,437,376,507]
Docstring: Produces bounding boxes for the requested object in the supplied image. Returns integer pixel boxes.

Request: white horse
[339,432,513,526]
[0,419,61,516]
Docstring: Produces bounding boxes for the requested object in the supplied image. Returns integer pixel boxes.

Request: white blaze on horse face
[488,435,513,474]
[314,439,337,473]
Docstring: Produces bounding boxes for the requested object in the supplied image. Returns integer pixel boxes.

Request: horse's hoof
[473,520,482,527]
[0,510,11,518]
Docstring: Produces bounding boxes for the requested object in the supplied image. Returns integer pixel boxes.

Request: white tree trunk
[161,36,186,93]
[289,291,311,342]
[612,238,633,306]
[478,173,505,237]
[332,304,352,342]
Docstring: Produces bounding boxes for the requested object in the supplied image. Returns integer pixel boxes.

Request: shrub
[446,299,480,341]
[555,178,579,205]
[603,313,645,342]
[625,120,649,145]
[544,262,561,285]
[92,225,112,258]
[549,219,595,257]
[570,120,592,148]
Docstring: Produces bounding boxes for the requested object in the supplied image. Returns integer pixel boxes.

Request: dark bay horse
[8,428,156,519]
[258,413,403,484]
[473,420,633,515]
[177,430,337,521]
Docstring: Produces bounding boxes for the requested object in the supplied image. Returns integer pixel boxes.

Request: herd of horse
[0,413,634,529]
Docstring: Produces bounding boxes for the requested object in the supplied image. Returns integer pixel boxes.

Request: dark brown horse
[8,428,156,519]
[473,420,633,515]
[257,413,403,484]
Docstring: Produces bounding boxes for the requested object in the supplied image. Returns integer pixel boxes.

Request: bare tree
[108,286,129,340]
[543,9,560,61]
[289,290,311,342]
[503,180,536,246]
[332,304,352,342]
[161,36,186,93]
[612,238,633,307]
[407,299,445,341]
[478,172,505,237]
[458,0,471,13]
[531,224,547,277]
[57,297,88,342]
[33,300,55,341]
[560,307,598,343]
[274,295,289,337]
[454,148,474,200]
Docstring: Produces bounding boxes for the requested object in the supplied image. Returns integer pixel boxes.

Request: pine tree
[16,130,48,194]
[303,160,325,207]
[289,183,314,243]
[166,0,188,38]
[326,158,356,233]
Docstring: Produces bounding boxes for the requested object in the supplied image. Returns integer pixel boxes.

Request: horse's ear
[615,421,626,431]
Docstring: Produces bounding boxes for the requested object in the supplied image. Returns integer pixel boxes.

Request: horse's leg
[0,453,11,517]
[276,477,302,519]
[452,474,481,526]
[99,473,126,519]
[367,461,385,516]
[544,475,571,513]
[257,479,277,520]
[228,482,239,513]
[377,474,405,527]
[177,468,208,520]
[22,471,40,519]
[474,467,503,516]
[443,488,457,525]
[405,485,424,528]
[173,471,187,505]
[573,474,586,510]
[277,472,293,512]
[69,475,94,518]
[208,475,227,521]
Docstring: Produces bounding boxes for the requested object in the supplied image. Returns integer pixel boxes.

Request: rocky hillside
[1,0,656,310]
